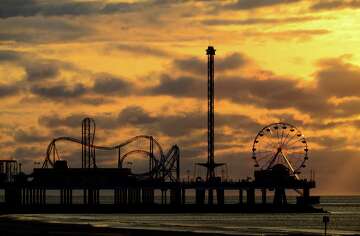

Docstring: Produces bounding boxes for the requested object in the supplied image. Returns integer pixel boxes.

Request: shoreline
[0,216,232,236]
[0,203,326,214]
[0,215,328,236]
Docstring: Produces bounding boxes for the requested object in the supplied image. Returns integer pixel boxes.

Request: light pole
[323,215,330,236]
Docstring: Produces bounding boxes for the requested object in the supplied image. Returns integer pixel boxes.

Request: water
[4,196,360,235]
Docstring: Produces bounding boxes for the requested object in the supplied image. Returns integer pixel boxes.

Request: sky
[0,0,360,195]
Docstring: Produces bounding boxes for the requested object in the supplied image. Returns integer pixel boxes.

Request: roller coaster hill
[0,47,322,213]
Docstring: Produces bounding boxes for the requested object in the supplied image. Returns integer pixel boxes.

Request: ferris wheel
[252,122,308,177]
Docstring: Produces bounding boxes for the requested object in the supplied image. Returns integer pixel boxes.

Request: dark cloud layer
[0,0,185,18]
[0,83,20,98]
[39,105,260,138]
[25,62,60,81]
[13,129,49,143]
[203,16,321,26]
[174,52,248,75]
[310,0,360,11]
[31,83,87,100]
[315,58,360,97]
[108,43,170,58]
[0,50,137,102]
[148,56,360,119]
[224,0,301,10]
[92,74,134,95]
[0,17,90,43]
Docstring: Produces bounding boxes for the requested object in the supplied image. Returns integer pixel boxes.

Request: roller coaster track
[42,134,179,181]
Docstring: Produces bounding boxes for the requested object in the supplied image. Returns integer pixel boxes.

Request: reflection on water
[4,196,360,235]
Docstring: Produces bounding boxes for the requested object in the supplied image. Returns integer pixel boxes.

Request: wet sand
[0,216,238,236]
[0,216,329,236]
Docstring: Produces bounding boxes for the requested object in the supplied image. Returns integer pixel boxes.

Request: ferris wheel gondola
[252,122,308,178]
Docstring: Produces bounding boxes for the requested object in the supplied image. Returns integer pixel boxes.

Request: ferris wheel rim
[251,122,308,173]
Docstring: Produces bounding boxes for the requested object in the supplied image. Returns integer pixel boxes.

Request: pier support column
[196,187,205,205]
[303,187,310,205]
[114,188,127,205]
[40,188,46,206]
[161,189,167,205]
[247,188,255,205]
[238,189,243,205]
[274,187,287,206]
[114,188,119,205]
[261,188,267,205]
[142,188,154,205]
[84,189,99,205]
[129,188,141,205]
[61,188,73,205]
[4,186,21,207]
[29,188,33,205]
[120,188,127,204]
[216,188,224,205]
[181,188,186,205]
[170,188,181,205]
[208,188,213,205]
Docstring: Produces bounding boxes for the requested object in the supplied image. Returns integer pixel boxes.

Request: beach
[0,196,359,235]
[0,216,325,236]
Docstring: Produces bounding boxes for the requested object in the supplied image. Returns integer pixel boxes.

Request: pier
[0,46,321,213]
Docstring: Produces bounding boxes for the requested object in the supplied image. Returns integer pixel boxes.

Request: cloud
[12,146,43,163]
[0,83,20,98]
[0,50,21,62]
[13,128,49,143]
[107,43,170,58]
[31,83,88,100]
[203,16,321,26]
[309,136,348,149]
[224,0,301,10]
[39,113,87,129]
[315,57,360,97]
[310,0,360,11]
[0,17,91,43]
[92,74,134,96]
[25,71,137,103]
[146,74,330,116]
[146,55,360,119]
[174,52,248,75]
[148,75,203,97]
[0,0,187,18]
[0,0,101,18]
[117,106,157,125]
[243,29,330,41]
[25,62,60,81]
[39,105,260,139]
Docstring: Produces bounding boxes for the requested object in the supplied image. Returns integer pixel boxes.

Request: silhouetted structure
[195,46,225,205]
[0,46,321,213]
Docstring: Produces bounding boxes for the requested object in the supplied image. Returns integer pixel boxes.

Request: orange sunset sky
[0,0,360,195]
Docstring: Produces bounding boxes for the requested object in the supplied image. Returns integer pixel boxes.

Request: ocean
[4,196,360,235]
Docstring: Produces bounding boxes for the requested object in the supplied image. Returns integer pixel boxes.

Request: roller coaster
[42,118,180,182]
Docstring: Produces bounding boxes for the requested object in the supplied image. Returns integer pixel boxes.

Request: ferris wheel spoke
[256,153,276,162]
[285,145,306,151]
[257,152,275,162]
[261,140,276,150]
[283,131,299,147]
[275,126,281,146]
[281,129,292,146]
[286,137,305,148]
[279,128,286,146]
[258,138,275,150]
[252,123,307,177]
[256,150,274,154]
